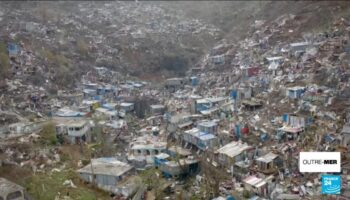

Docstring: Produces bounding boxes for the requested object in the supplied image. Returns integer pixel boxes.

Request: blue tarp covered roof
[8,43,19,54]
[196,131,216,140]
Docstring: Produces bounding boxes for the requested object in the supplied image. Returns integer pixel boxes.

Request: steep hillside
[0,1,222,88]
[166,1,350,41]
[1,1,350,88]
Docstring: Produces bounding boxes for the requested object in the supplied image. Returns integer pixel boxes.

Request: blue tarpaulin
[260,133,269,141]
[282,114,289,122]
[102,103,114,110]
[154,157,168,167]
[227,196,235,200]
[230,90,237,100]
[190,76,199,86]
[8,43,19,55]
[235,124,241,138]
[306,117,313,125]
[247,196,259,200]
[345,47,350,54]
[324,134,335,143]
[94,95,102,100]
[196,103,211,112]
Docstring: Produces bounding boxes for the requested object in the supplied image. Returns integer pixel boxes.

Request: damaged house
[289,41,310,55]
[242,175,268,197]
[194,97,228,114]
[241,99,263,111]
[7,43,19,58]
[183,128,218,151]
[82,83,99,99]
[210,54,225,65]
[120,102,134,113]
[150,104,166,116]
[230,84,253,101]
[165,78,185,93]
[127,135,167,167]
[255,152,282,175]
[190,76,199,86]
[341,124,350,148]
[276,126,303,141]
[95,107,118,120]
[0,178,28,200]
[282,114,309,128]
[265,56,284,65]
[286,86,306,99]
[215,141,254,175]
[78,158,136,197]
[242,66,260,78]
[155,146,199,178]
[101,119,128,135]
[197,120,218,135]
[55,120,93,144]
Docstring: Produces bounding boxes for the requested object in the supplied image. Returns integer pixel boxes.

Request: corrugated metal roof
[185,128,216,141]
[77,158,133,177]
[243,176,266,188]
[256,152,278,163]
[0,178,24,196]
[198,132,216,140]
[178,121,193,129]
[150,104,165,109]
[279,126,302,133]
[198,121,217,127]
[217,141,252,158]
[290,41,309,47]
[155,153,170,160]
[341,125,350,134]
[120,102,134,107]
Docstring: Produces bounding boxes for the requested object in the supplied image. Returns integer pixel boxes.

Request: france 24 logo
[322,175,341,195]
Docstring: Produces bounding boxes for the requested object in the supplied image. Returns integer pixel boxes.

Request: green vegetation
[25,170,109,200]
[199,156,227,198]
[40,49,71,67]
[40,121,58,145]
[243,189,250,199]
[139,167,160,190]
[77,39,89,57]
[42,49,54,62]
[0,42,10,78]
[15,142,111,200]
[139,168,166,199]
[176,191,184,200]
[55,54,70,67]
[160,54,188,76]
[0,53,10,78]
[39,49,76,87]
[0,42,7,53]
[59,151,72,164]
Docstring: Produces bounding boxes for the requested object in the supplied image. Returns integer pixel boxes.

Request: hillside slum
[0,3,350,200]
[0,1,220,84]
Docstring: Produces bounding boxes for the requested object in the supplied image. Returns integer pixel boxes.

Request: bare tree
[199,152,227,198]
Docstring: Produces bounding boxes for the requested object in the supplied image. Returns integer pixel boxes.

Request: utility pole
[88,148,97,200]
